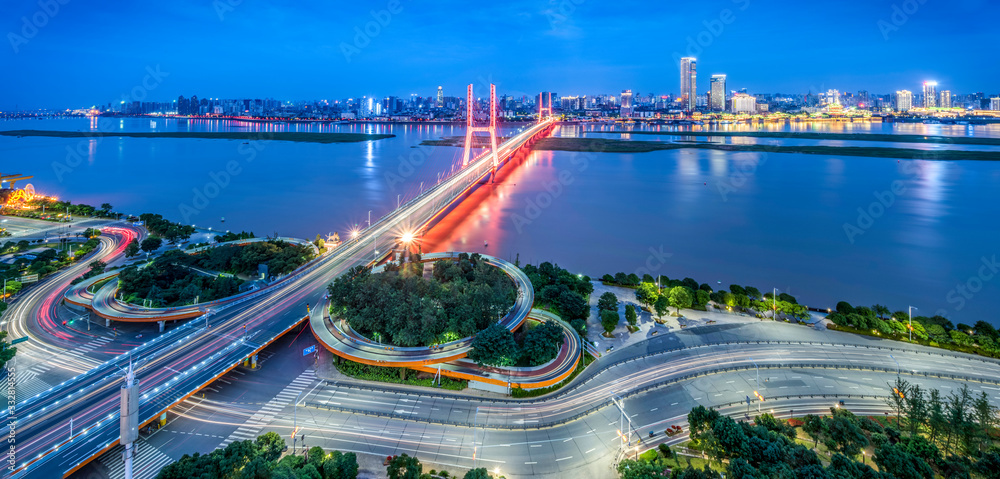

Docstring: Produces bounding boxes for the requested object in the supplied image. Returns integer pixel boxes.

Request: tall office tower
[620,89,634,117]
[680,57,697,110]
[923,81,937,108]
[939,90,952,109]
[992,98,1000,111]
[710,74,727,111]
[436,86,444,107]
[896,90,913,111]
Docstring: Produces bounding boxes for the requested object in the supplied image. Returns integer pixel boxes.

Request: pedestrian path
[98,439,174,479]
[218,369,317,448]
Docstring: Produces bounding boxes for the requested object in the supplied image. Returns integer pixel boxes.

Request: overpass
[311,252,582,390]
[2,93,555,478]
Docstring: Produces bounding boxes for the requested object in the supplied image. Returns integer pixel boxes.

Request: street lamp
[889,354,900,377]
[908,306,917,341]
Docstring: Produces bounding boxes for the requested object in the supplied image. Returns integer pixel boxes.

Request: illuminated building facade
[896,90,913,111]
[923,81,937,108]
[710,74,727,111]
[680,57,696,110]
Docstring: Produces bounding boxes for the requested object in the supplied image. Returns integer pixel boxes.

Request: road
[128,319,1000,478]
[3,119,555,478]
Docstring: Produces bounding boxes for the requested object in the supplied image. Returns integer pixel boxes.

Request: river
[2,118,999,325]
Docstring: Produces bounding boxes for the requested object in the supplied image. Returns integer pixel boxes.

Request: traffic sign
[10,337,28,345]
[303,345,316,356]
[18,274,38,284]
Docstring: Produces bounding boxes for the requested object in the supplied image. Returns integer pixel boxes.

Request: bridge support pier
[158,320,164,332]
[106,317,110,327]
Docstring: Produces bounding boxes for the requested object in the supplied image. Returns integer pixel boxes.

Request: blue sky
[2,0,997,110]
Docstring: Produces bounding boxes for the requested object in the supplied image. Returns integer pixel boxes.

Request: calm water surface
[3,118,999,325]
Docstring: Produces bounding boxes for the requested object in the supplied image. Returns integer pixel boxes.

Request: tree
[124,239,140,257]
[601,309,619,336]
[616,459,662,479]
[668,286,693,315]
[653,295,670,320]
[904,384,928,436]
[100,203,113,215]
[520,321,563,366]
[468,323,518,367]
[463,468,491,479]
[874,444,934,479]
[635,282,659,308]
[927,388,947,443]
[827,408,868,457]
[386,454,421,479]
[598,292,619,312]
[625,304,637,328]
[884,376,909,428]
[802,414,826,448]
[944,384,972,455]
[141,236,163,253]
[971,390,997,453]
[872,304,890,319]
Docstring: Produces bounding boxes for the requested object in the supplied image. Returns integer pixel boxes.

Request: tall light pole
[908,306,917,341]
[293,389,304,455]
[367,210,371,228]
[772,288,777,320]
[750,358,761,412]
[889,354,900,377]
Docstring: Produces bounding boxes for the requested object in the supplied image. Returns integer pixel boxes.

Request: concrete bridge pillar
[158,320,165,332]
[105,317,110,327]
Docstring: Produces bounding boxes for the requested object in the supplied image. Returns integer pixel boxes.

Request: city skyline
[2,0,999,110]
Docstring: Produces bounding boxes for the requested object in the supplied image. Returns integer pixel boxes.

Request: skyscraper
[992,97,1000,111]
[896,90,913,111]
[710,74,726,111]
[620,89,633,118]
[922,81,937,108]
[939,90,952,109]
[680,57,696,111]
[436,86,444,107]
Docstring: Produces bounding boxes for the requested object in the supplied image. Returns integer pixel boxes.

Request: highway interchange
[2,118,999,477]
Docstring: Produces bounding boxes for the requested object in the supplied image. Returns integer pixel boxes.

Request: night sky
[2,0,997,110]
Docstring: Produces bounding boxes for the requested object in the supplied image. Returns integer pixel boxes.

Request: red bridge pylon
[461,83,499,172]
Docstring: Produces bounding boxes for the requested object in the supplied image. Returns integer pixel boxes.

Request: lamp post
[772,288,777,320]
[293,389,304,455]
[750,357,761,412]
[889,354,900,377]
[908,306,917,341]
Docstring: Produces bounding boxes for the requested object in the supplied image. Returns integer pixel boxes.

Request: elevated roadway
[2,118,556,478]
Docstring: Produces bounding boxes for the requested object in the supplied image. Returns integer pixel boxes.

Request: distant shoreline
[0,129,395,143]
[532,137,1000,161]
[586,129,1000,146]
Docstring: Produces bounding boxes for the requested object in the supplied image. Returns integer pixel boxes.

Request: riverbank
[531,137,1000,161]
[0,129,395,143]
[586,129,1000,146]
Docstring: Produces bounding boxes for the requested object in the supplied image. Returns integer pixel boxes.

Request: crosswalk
[12,368,51,399]
[219,369,317,448]
[69,335,112,358]
[98,439,174,479]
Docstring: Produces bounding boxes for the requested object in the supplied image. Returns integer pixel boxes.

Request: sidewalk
[585,282,825,353]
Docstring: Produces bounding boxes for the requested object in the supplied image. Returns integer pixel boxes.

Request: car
[605,345,615,352]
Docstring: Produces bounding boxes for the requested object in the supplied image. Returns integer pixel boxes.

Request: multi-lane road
[134,319,1000,478]
[3,119,555,478]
